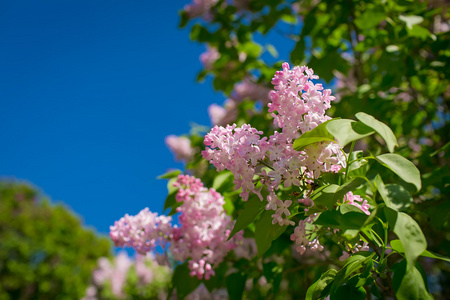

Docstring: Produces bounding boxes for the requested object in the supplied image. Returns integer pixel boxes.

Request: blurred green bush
[0,181,111,300]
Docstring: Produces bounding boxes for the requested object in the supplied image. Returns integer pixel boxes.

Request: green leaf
[293,119,337,151]
[340,204,366,214]
[421,250,450,263]
[172,263,201,299]
[374,176,412,211]
[390,239,450,263]
[347,151,367,175]
[212,171,234,192]
[330,284,366,300]
[386,45,400,52]
[407,24,434,40]
[228,194,266,240]
[163,191,177,211]
[334,177,366,202]
[290,39,305,65]
[375,154,422,191]
[430,141,450,157]
[157,169,182,179]
[355,112,398,153]
[263,262,283,294]
[384,208,427,266]
[226,272,247,300]
[306,269,337,300]
[163,177,179,210]
[179,11,189,28]
[310,185,339,210]
[392,260,432,300]
[314,208,369,231]
[384,184,413,211]
[204,262,227,292]
[265,44,279,58]
[326,119,375,147]
[254,210,287,256]
[281,14,298,25]
[310,178,365,210]
[373,175,392,207]
[330,253,375,294]
[399,15,424,29]
[354,6,386,30]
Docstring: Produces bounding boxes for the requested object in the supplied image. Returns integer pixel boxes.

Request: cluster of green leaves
[162,108,450,299]
[0,182,112,300]
[174,0,449,298]
[181,0,449,208]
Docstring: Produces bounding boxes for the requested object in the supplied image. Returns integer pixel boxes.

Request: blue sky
[0,1,295,245]
[0,0,222,234]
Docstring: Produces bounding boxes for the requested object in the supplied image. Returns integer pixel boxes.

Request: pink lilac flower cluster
[200,46,220,70]
[94,252,131,298]
[208,99,237,126]
[203,63,346,226]
[110,175,239,280]
[207,77,271,126]
[290,191,371,255]
[339,241,370,261]
[110,208,172,254]
[184,0,219,19]
[290,214,323,255]
[233,77,271,104]
[165,135,194,162]
[170,174,239,280]
[343,191,370,215]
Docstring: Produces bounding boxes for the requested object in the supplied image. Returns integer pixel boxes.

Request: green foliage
[171,263,201,299]
[229,194,265,240]
[171,0,450,298]
[0,182,111,300]
[375,153,422,191]
[293,119,336,150]
[254,210,287,256]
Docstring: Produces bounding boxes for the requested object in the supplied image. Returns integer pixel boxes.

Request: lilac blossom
[83,252,171,300]
[208,99,237,126]
[110,175,240,280]
[165,135,194,162]
[290,214,324,255]
[202,63,346,225]
[184,0,219,19]
[110,208,172,254]
[343,191,370,215]
[232,78,271,104]
[339,241,370,261]
[171,174,240,280]
[200,46,220,70]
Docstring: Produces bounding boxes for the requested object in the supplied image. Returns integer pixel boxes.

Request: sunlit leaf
[391,240,450,263]
[354,6,386,30]
[293,119,336,151]
[157,169,182,179]
[355,112,397,153]
[326,119,374,147]
[306,269,337,300]
[375,154,421,191]
[399,15,424,29]
[392,260,432,300]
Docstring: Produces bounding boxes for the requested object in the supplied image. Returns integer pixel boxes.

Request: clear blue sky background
[0,1,294,244]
